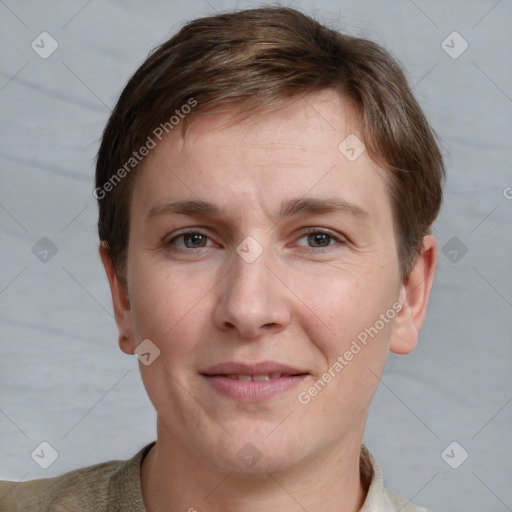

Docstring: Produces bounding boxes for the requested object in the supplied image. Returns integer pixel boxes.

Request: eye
[165,228,346,252]
[167,231,213,249]
[295,228,346,250]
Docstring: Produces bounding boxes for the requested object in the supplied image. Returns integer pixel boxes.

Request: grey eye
[307,232,333,247]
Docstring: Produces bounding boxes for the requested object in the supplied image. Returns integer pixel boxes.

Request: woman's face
[115,91,408,474]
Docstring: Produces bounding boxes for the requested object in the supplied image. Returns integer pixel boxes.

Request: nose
[214,244,291,339]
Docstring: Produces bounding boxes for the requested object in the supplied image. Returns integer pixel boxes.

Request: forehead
[131,91,392,227]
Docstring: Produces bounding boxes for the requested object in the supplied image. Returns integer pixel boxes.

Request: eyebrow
[146,197,369,221]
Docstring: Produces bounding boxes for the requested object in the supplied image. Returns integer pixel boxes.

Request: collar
[108,442,409,512]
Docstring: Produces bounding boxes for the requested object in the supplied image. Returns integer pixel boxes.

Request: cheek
[296,265,398,350]
[297,269,398,406]
[127,259,209,360]
[127,265,212,418]
[291,266,398,412]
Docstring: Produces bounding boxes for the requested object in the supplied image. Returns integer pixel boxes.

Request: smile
[225,373,286,380]
[201,373,308,401]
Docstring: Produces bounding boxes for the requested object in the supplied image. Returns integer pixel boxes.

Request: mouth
[200,361,309,402]
[222,373,303,381]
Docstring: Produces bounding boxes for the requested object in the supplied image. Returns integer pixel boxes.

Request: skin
[100,90,437,512]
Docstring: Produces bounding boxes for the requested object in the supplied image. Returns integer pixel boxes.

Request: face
[104,90,433,475]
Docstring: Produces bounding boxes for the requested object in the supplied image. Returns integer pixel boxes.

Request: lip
[200,361,309,402]
[201,361,307,376]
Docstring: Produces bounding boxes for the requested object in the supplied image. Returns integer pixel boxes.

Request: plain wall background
[1,1,511,510]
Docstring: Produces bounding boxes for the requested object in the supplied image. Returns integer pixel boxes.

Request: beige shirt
[0,442,430,511]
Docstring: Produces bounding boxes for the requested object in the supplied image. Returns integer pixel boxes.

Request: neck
[141,420,368,512]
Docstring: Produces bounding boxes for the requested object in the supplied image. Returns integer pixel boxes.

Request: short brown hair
[96,6,444,280]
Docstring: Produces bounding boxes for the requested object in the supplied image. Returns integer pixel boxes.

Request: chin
[207,428,310,476]
[220,451,303,478]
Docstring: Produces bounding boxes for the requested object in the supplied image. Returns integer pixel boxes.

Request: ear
[389,235,438,355]
[99,243,137,355]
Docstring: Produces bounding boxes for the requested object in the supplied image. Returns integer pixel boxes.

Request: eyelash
[165,227,347,253]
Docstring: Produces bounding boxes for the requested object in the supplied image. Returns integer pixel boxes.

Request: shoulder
[360,444,432,512]
[384,488,432,512]
[0,459,122,512]
[0,442,154,512]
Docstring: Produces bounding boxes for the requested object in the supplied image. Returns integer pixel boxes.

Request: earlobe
[389,235,438,355]
[98,243,136,355]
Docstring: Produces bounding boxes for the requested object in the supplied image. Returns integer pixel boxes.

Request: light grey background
[1,0,511,510]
